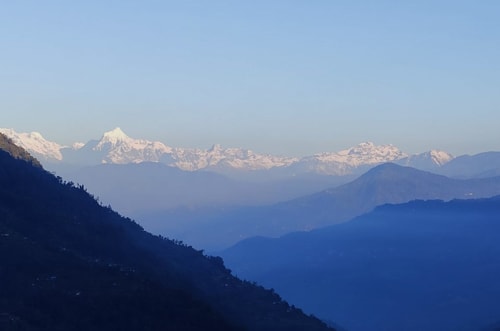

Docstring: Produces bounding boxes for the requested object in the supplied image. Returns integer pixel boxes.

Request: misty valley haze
[2,127,500,331]
[3,127,500,249]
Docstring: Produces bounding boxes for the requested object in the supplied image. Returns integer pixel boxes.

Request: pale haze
[1,1,499,156]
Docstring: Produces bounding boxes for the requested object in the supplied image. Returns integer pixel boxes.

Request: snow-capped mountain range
[0,128,64,161]
[81,127,173,164]
[0,127,454,175]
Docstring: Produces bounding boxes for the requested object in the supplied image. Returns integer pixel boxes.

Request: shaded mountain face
[221,197,500,331]
[161,163,500,250]
[436,152,500,178]
[304,163,500,224]
[0,142,334,331]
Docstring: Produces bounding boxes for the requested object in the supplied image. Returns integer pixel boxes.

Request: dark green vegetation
[0,133,333,331]
[221,196,500,331]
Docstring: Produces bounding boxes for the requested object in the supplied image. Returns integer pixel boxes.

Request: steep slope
[221,197,500,331]
[0,132,42,167]
[0,139,334,331]
[0,128,62,162]
[169,163,500,250]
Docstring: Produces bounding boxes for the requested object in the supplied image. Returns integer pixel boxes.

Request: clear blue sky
[1,1,499,156]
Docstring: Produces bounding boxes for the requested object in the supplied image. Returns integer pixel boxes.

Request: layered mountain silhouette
[221,197,500,331]
[0,133,333,331]
[436,151,500,178]
[151,163,500,250]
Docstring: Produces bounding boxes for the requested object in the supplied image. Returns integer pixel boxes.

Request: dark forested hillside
[0,134,334,331]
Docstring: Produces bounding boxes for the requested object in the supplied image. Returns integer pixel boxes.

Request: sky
[1,1,499,157]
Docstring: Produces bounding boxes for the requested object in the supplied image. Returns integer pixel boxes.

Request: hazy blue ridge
[156,163,500,250]
[221,196,500,331]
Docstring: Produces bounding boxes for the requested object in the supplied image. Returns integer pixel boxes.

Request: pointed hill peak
[95,127,134,149]
[356,141,376,147]
[427,150,454,165]
[101,127,130,140]
[361,162,433,177]
[91,128,173,163]
[209,144,224,152]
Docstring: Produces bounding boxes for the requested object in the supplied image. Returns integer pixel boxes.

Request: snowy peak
[0,128,63,161]
[95,127,132,150]
[208,144,223,153]
[307,142,405,169]
[106,127,127,137]
[398,150,454,170]
[428,150,454,166]
[170,145,297,171]
[343,141,377,155]
[90,127,172,163]
[339,141,407,164]
[71,142,85,150]
[102,127,129,140]
[290,142,408,175]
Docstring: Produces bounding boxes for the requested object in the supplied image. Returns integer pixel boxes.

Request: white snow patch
[0,128,63,161]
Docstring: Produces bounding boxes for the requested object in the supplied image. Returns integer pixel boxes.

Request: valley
[2,128,500,331]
